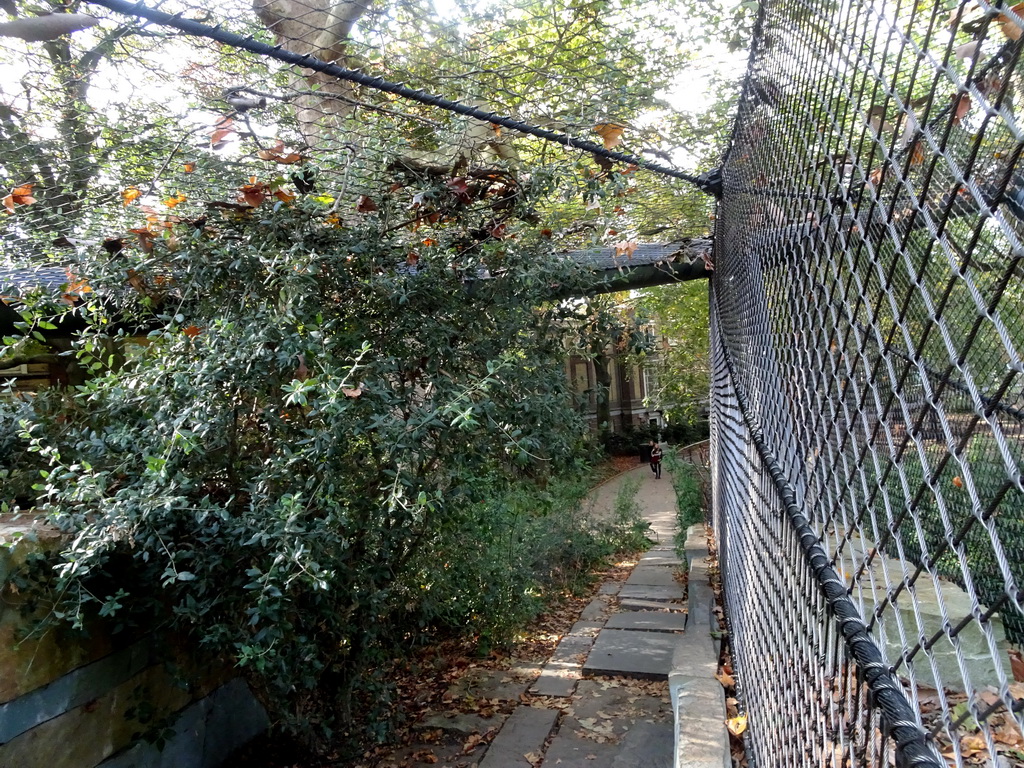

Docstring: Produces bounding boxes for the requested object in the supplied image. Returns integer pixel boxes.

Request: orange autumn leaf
[909,140,926,166]
[614,240,638,258]
[210,117,235,150]
[952,93,971,126]
[273,188,296,203]
[122,186,142,207]
[182,325,201,339]
[594,122,626,149]
[183,162,196,173]
[237,181,269,207]
[726,715,748,737]
[257,141,307,165]
[163,192,186,208]
[998,2,1024,40]
[953,475,964,488]
[3,182,36,213]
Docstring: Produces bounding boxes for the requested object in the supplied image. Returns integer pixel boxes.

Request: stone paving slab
[618,597,686,613]
[569,680,672,734]
[582,630,678,679]
[550,635,594,664]
[605,612,686,633]
[446,668,533,702]
[638,552,683,567]
[417,711,506,734]
[599,582,622,595]
[618,584,686,602]
[530,662,581,698]
[579,595,613,621]
[624,567,680,587]
[611,720,675,768]
[478,705,559,768]
[542,730,619,768]
[569,621,605,638]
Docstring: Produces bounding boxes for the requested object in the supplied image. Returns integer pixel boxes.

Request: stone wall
[0,516,268,768]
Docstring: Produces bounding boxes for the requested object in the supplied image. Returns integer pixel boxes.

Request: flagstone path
[378,461,728,768]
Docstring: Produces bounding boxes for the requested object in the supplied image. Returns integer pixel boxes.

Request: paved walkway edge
[670,524,730,768]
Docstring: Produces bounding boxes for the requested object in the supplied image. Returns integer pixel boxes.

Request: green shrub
[664,450,705,542]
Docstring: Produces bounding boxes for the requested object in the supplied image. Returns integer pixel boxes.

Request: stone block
[625,568,681,587]
[619,585,686,602]
[478,706,558,768]
[0,639,152,744]
[669,674,729,768]
[606,612,686,633]
[583,630,677,679]
[619,598,686,613]
[857,555,1014,692]
[612,720,674,768]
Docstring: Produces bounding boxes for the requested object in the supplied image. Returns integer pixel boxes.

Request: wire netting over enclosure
[4,0,1024,765]
[713,0,1024,764]
[0,0,724,277]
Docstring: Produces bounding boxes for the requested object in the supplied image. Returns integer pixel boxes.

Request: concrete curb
[669,524,729,768]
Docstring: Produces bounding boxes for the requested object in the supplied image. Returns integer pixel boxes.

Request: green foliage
[606,476,651,552]
[664,450,705,537]
[0,168,649,749]
[639,280,710,425]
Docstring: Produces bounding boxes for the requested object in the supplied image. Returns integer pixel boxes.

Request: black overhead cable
[86,0,724,198]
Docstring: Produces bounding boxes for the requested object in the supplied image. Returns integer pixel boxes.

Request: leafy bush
[4,182,639,748]
[664,450,706,538]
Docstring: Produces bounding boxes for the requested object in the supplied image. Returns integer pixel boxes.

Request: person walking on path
[649,440,663,479]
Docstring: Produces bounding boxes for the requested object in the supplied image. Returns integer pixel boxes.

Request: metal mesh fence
[5,0,1024,764]
[0,0,727,275]
[713,0,1024,765]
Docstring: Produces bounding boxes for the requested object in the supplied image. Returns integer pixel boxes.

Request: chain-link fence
[5,0,1024,765]
[713,0,1024,765]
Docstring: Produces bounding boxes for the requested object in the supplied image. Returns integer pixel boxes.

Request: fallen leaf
[594,122,626,150]
[524,751,542,767]
[446,177,472,204]
[163,192,186,208]
[953,475,964,488]
[183,325,201,339]
[273,188,296,203]
[342,387,362,398]
[257,145,307,165]
[909,140,926,166]
[716,671,736,688]
[727,714,747,737]
[960,733,988,757]
[3,183,36,213]
[183,162,196,173]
